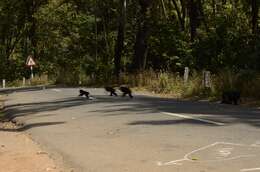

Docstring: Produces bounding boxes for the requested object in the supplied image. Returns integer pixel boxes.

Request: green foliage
[0,0,260,100]
[211,69,260,99]
[149,22,193,71]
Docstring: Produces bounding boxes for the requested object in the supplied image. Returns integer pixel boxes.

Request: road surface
[3,88,260,172]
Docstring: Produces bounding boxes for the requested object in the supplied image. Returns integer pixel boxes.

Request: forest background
[0,0,260,100]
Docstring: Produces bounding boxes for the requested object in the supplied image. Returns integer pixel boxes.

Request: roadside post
[184,67,189,84]
[2,79,5,88]
[26,55,36,80]
[23,77,26,87]
[203,70,211,88]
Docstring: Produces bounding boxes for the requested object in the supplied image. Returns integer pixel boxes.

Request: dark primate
[105,86,118,96]
[79,89,90,99]
[120,86,133,98]
[221,91,241,105]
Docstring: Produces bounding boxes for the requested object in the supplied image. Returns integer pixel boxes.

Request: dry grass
[117,70,260,103]
[4,69,260,103]
[7,75,53,87]
[118,70,205,99]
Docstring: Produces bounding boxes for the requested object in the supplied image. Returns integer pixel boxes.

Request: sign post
[26,55,36,80]
[30,66,34,79]
[184,67,189,84]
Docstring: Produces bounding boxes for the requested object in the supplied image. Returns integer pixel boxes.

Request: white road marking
[217,148,233,157]
[51,89,61,92]
[89,96,95,100]
[241,168,260,172]
[161,112,225,126]
[158,142,218,166]
[251,141,260,147]
[157,142,257,166]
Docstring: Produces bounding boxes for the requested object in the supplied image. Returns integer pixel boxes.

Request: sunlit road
[3,88,260,172]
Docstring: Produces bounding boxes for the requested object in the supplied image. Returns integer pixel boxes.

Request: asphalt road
[3,88,260,172]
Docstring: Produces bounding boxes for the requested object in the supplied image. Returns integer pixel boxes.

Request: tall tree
[114,0,126,80]
[171,0,186,31]
[252,0,259,34]
[188,0,199,41]
[132,0,152,71]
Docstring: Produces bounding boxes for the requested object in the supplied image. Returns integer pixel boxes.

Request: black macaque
[221,91,241,105]
[105,86,118,96]
[79,89,90,99]
[120,86,133,98]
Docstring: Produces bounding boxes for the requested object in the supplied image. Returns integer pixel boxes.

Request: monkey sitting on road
[221,90,241,105]
[105,86,118,96]
[120,86,133,98]
[79,89,90,99]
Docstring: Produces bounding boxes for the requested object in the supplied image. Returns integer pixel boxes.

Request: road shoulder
[0,124,64,172]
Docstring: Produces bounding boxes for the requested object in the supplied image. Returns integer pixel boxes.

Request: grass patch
[110,69,260,103]
[117,70,208,99]
[0,111,4,118]
[6,75,53,87]
[5,69,259,103]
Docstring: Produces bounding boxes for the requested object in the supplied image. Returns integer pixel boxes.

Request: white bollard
[2,79,6,88]
[30,66,34,79]
[23,77,26,87]
[203,71,211,88]
[184,67,189,84]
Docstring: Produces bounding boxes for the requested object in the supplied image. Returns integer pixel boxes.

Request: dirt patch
[0,124,65,172]
[0,94,69,172]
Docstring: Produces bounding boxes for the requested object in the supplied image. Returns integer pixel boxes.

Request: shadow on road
[0,121,66,132]
[4,97,92,121]
[3,93,260,128]
[128,119,216,126]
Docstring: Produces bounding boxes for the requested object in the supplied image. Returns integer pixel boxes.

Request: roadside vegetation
[0,0,260,103]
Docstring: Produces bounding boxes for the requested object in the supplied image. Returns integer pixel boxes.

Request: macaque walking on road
[221,91,241,105]
[79,89,90,99]
[120,86,133,98]
[105,86,118,96]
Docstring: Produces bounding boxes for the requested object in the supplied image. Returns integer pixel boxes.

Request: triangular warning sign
[26,55,36,66]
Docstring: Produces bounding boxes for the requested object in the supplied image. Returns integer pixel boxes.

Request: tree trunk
[26,0,37,57]
[180,0,186,30]
[160,0,168,20]
[188,0,198,42]
[197,0,209,32]
[171,0,186,31]
[252,0,259,34]
[114,0,126,80]
[132,0,152,71]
